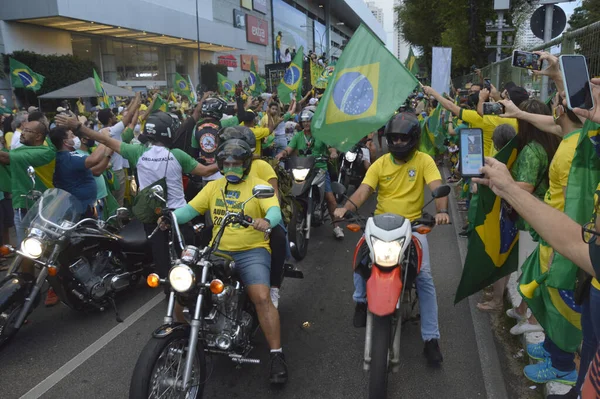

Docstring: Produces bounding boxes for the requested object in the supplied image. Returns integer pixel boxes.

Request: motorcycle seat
[118,219,150,252]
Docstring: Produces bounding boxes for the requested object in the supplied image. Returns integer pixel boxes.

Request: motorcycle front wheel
[0,302,24,349]
[289,201,308,261]
[129,329,206,399]
[369,314,392,399]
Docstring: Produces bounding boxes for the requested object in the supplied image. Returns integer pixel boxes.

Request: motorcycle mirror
[252,185,275,199]
[116,207,130,219]
[331,181,346,195]
[432,185,451,198]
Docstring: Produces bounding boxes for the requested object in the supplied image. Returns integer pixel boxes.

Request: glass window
[273,0,308,56]
[314,20,326,57]
[72,35,93,61]
[171,48,186,74]
[113,40,162,80]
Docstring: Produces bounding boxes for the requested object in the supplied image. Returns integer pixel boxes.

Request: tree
[568,0,600,31]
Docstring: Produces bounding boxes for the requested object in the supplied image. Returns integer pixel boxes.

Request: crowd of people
[2,47,600,397]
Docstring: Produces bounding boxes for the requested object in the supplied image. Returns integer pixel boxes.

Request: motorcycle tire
[129,329,206,399]
[369,314,392,399]
[0,302,24,349]
[289,201,308,261]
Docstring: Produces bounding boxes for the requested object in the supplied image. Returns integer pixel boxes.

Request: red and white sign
[217,54,238,68]
[253,0,267,14]
[240,54,259,71]
[246,14,268,46]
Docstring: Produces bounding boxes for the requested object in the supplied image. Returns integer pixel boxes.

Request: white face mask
[67,137,81,150]
[1,98,6,105]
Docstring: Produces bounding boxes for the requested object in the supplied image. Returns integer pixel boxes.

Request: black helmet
[218,126,256,152]
[299,109,314,123]
[167,112,181,132]
[216,139,253,184]
[201,97,227,120]
[144,111,176,147]
[384,112,421,161]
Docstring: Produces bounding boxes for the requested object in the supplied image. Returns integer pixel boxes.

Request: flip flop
[476,302,503,312]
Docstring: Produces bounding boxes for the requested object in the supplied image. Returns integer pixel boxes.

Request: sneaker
[524,361,577,385]
[333,226,345,240]
[423,339,443,365]
[510,321,544,335]
[269,352,288,384]
[353,302,367,328]
[270,287,280,309]
[45,287,59,307]
[527,342,551,360]
[506,308,526,321]
[547,388,578,399]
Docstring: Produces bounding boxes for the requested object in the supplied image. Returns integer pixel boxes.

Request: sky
[366,0,582,54]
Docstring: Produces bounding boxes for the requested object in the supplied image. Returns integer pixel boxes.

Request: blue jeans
[544,336,576,372]
[576,285,600,390]
[220,247,271,287]
[13,208,28,247]
[353,231,440,341]
[275,48,281,63]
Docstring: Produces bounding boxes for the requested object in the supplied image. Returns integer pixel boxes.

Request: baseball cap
[506,85,529,107]
[56,106,67,112]
[28,106,39,113]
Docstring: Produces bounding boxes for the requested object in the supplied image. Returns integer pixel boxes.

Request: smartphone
[460,128,484,178]
[560,55,595,110]
[484,78,492,90]
[512,50,542,71]
[483,102,505,115]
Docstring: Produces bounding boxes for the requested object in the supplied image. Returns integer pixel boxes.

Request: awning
[38,78,135,99]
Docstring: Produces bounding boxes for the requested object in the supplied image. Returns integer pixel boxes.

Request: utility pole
[540,3,554,102]
[195,0,202,95]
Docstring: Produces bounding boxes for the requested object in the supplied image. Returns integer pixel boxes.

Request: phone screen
[512,50,541,70]
[561,55,594,110]
[460,129,484,177]
[483,102,504,115]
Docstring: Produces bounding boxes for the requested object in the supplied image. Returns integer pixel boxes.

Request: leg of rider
[324,172,343,237]
[413,232,440,341]
[269,225,286,288]
[353,272,367,303]
[143,223,170,278]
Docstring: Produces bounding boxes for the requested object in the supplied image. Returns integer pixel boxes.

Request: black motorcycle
[287,155,330,261]
[130,184,302,398]
[0,171,153,348]
[336,143,367,202]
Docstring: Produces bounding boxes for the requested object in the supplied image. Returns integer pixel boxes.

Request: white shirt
[136,146,186,209]
[108,122,129,171]
[11,130,22,150]
[283,53,292,63]
[361,147,371,163]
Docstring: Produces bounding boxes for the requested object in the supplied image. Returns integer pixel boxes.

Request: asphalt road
[0,193,493,399]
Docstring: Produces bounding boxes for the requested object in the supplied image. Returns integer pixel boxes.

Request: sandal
[476,301,503,312]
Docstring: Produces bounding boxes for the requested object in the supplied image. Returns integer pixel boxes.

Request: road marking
[20,292,164,399]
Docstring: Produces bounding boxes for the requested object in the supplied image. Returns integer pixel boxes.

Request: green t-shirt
[76,149,108,200]
[10,145,56,209]
[0,149,11,193]
[122,127,134,144]
[288,131,329,170]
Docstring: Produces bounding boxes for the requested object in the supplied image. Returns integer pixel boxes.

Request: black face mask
[86,139,95,148]
[589,239,600,276]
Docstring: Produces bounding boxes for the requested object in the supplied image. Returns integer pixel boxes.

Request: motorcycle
[336,143,367,202]
[332,181,451,399]
[286,155,330,261]
[130,184,302,398]
[0,168,154,348]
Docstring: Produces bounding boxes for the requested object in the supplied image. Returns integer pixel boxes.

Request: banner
[431,47,452,96]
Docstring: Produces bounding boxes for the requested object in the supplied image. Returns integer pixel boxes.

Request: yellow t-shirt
[4,132,13,149]
[460,109,519,157]
[248,159,277,183]
[276,35,281,49]
[544,129,581,212]
[249,126,271,156]
[362,152,442,221]
[188,175,280,252]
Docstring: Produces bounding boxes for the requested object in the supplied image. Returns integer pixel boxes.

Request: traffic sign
[530,5,567,40]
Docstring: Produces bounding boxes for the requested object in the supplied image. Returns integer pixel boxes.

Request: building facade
[0,0,384,102]
[393,0,409,62]
[365,2,384,27]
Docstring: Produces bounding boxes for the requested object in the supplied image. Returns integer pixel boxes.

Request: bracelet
[437,210,449,214]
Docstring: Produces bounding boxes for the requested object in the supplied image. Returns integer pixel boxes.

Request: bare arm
[275,146,295,161]
[84,143,111,169]
[121,93,141,127]
[190,162,218,177]
[56,115,123,154]
[268,178,280,201]
[477,89,490,117]
[423,86,461,116]
[343,184,373,212]
[499,99,564,137]
[0,151,9,165]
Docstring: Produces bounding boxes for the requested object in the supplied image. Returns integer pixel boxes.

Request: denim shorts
[220,247,271,287]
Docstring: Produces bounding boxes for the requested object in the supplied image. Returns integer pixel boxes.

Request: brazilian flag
[418,114,435,157]
[93,69,111,109]
[454,137,520,304]
[315,62,336,89]
[150,95,167,112]
[518,122,600,353]
[217,73,236,96]
[10,58,44,91]
[249,58,260,96]
[312,24,418,151]
[405,47,420,77]
[174,72,193,102]
[278,46,304,104]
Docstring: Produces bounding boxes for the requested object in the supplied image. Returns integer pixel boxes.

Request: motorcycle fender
[367,267,403,317]
[152,322,191,339]
[352,236,367,271]
[412,235,424,274]
[291,180,310,197]
[0,273,34,310]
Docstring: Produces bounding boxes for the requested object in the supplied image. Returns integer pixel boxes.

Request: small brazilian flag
[249,58,260,96]
[10,58,44,91]
[217,73,236,96]
[150,95,167,112]
[311,24,419,151]
[278,46,304,104]
[174,72,193,102]
[405,47,420,76]
[454,137,520,304]
[93,69,111,109]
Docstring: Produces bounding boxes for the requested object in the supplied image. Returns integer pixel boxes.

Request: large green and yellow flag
[249,58,260,96]
[312,24,419,151]
[315,63,336,89]
[310,61,324,87]
[517,123,600,352]
[454,137,520,304]
[278,46,304,104]
[10,58,44,92]
[150,95,167,112]
[405,47,420,76]
[174,72,193,102]
[93,69,111,109]
[217,73,236,96]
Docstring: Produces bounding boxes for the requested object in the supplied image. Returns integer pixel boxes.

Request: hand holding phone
[483,102,505,116]
[560,55,595,111]
[512,50,542,71]
[460,128,484,177]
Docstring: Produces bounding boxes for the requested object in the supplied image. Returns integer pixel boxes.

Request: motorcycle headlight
[168,265,195,293]
[21,237,44,259]
[345,151,358,162]
[371,237,405,267]
[292,168,310,182]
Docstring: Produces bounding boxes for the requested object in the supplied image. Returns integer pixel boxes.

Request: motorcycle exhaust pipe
[363,310,373,371]
[110,272,136,292]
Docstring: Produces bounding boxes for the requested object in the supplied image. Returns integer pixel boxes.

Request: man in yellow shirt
[276,31,282,63]
[172,139,288,384]
[334,112,450,366]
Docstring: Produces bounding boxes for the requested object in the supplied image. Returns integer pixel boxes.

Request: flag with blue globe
[217,73,236,96]
[311,25,418,152]
[278,46,304,104]
[10,58,44,92]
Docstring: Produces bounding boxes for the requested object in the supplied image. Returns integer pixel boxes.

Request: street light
[300,24,326,55]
